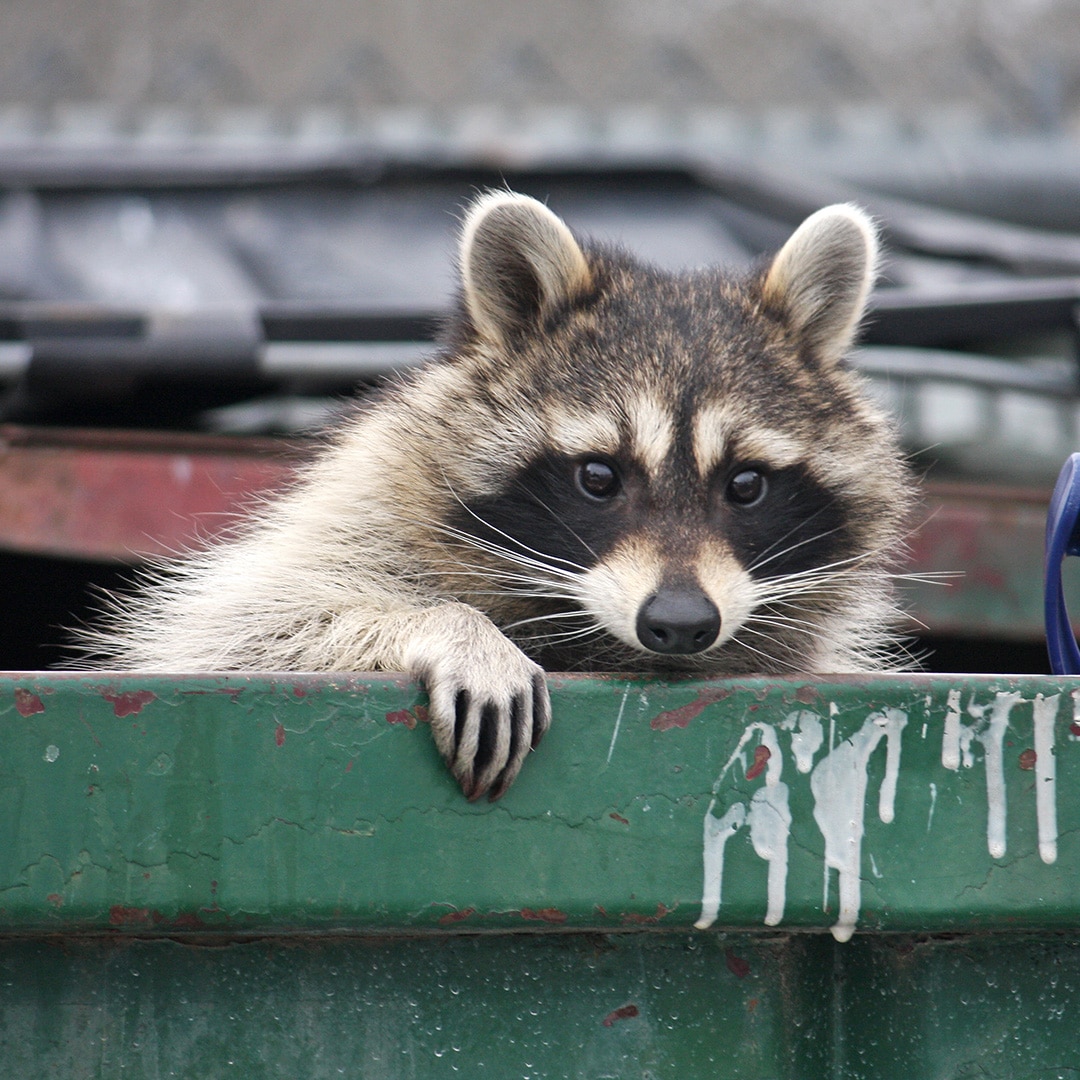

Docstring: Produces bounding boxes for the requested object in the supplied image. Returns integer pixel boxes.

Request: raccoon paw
[403,629,549,799]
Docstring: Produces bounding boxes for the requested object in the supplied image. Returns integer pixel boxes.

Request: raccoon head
[440,192,908,675]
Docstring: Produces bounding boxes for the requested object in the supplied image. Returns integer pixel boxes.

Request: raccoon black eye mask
[80,191,913,800]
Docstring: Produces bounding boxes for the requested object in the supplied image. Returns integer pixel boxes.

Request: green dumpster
[1,672,1078,1077]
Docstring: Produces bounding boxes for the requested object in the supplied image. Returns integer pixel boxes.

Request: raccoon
[82,191,913,801]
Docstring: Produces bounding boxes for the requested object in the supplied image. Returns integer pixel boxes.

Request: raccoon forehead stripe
[546,406,621,457]
[627,393,675,475]
[692,403,810,476]
[692,403,738,477]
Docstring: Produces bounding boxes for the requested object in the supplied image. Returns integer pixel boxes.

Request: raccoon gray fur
[82,191,914,801]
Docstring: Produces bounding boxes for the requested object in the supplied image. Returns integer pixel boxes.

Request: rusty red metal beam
[0,424,300,561]
[0,424,1061,640]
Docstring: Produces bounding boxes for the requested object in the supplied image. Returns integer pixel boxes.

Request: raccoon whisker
[750,546,887,597]
[725,633,796,671]
[385,506,588,586]
[426,525,586,582]
[510,482,599,562]
[889,570,961,586]
[511,623,608,650]
[514,622,605,645]
[745,609,834,637]
[501,609,596,631]
[740,616,837,650]
[445,541,584,590]
[742,490,851,573]
[415,563,578,597]
[745,524,846,576]
[436,482,593,575]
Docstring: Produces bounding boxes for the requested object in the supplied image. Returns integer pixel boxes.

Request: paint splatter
[100,689,157,718]
[602,1004,640,1027]
[651,687,731,731]
[725,950,751,978]
[14,688,45,716]
[745,744,771,781]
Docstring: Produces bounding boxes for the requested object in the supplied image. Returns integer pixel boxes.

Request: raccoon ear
[761,204,879,366]
[460,192,593,344]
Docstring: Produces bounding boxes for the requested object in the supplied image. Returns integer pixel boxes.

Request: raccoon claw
[426,666,550,801]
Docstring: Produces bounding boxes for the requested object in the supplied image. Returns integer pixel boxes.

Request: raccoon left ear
[460,192,593,345]
[761,204,879,366]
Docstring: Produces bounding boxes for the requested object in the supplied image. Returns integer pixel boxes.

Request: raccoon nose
[636,586,721,655]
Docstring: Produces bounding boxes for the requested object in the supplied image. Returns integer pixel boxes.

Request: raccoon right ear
[460,192,593,344]
[761,204,879,367]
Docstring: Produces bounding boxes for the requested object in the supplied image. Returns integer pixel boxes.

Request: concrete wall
[2,0,1079,132]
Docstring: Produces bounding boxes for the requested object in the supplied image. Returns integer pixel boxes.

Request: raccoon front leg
[395,602,551,800]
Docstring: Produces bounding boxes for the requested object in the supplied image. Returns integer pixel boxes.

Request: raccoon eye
[726,467,767,506]
[576,458,621,500]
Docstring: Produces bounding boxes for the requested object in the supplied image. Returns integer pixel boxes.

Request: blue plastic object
[1045,452,1080,673]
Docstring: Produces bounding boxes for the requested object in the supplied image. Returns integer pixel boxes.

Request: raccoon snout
[635,586,721,655]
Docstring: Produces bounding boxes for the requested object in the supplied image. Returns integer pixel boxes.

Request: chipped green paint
[4,672,1080,1078]
[1,672,1079,937]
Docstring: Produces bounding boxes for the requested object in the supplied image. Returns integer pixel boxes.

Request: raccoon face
[451,407,861,672]
[441,193,908,674]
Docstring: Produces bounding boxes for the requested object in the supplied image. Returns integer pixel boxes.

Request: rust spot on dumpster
[109,905,152,927]
[100,688,156,717]
[521,907,567,924]
[745,744,771,781]
[1019,748,1037,770]
[438,907,477,926]
[725,949,751,978]
[169,912,213,931]
[385,709,417,728]
[274,723,286,747]
[47,893,62,908]
[602,1004,640,1027]
[609,812,629,825]
[651,687,731,730]
[14,688,45,716]
[620,902,675,926]
[795,684,818,704]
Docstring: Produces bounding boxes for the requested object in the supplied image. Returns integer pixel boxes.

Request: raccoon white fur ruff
[83,191,913,801]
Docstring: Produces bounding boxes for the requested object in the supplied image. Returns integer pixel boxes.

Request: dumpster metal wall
[2,673,1078,1076]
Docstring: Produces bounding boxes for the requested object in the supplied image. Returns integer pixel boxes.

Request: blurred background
[2,0,1080,671]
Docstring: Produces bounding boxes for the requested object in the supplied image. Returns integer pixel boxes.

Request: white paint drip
[941,689,963,770]
[749,781,791,926]
[810,708,907,943]
[1033,693,1059,865]
[696,723,788,929]
[982,693,1018,860]
[606,684,631,764]
[695,803,747,930]
[940,691,1023,860]
[696,689,1061,945]
[878,716,903,824]
[781,710,824,773]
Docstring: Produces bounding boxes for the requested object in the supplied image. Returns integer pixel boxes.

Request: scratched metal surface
[1,673,1077,938]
